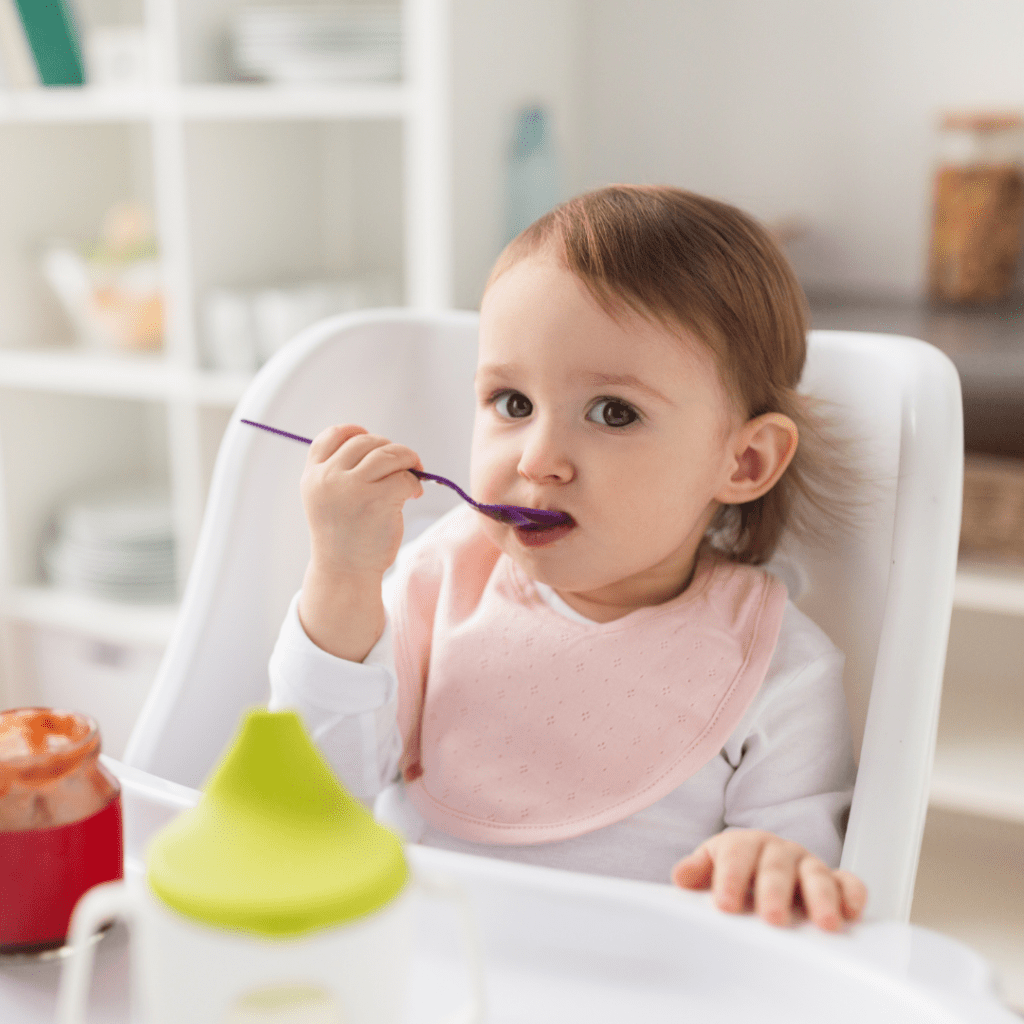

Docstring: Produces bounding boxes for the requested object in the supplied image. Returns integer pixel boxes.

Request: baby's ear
[716,413,798,505]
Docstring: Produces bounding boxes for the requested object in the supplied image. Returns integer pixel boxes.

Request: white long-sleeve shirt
[268,539,856,886]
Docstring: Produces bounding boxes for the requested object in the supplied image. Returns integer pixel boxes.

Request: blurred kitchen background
[0,0,1022,1008]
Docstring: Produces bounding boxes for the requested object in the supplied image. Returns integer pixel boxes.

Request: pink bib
[391,507,788,845]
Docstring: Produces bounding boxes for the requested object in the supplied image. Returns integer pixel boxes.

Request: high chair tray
[0,843,1017,1024]
[404,845,1018,1024]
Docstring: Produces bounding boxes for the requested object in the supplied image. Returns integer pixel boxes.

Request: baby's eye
[587,398,639,428]
[493,391,533,419]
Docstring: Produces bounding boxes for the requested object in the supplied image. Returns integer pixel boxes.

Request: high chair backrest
[123,310,963,923]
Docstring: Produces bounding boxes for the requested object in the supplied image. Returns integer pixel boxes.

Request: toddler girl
[268,185,869,931]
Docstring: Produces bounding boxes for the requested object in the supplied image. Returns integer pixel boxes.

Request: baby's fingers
[754,842,802,926]
[308,423,367,463]
[671,846,714,890]
[835,869,868,922]
[797,857,843,931]
[356,442,425,486]
[711,838,763,914]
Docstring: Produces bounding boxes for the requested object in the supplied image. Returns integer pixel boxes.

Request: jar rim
[0,707,101,786]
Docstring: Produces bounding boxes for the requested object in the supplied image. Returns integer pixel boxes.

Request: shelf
[931,737,1024,824]
[3,586,178,647]
[0,0,453,743]
[912,810,1024,1013]
[0,84,410,124]
[0,348,252,406]
[953,559,1024,616]
[176,84,411,121]
[0,86,151,123]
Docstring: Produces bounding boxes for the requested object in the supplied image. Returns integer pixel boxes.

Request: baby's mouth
[513,513,577,546]
[517,509,575,531]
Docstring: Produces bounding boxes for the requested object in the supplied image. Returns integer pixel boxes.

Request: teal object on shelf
[505,105,561,245]
[15,0,85,86]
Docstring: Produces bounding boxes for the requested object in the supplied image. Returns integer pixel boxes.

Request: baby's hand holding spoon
[299,423,425,662]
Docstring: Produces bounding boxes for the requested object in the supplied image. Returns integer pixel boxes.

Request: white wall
[576,0,1024,299]
[451,0,582,309]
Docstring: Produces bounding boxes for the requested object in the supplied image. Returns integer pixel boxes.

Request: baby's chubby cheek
[468,438,510,505]
[467,457,509,537]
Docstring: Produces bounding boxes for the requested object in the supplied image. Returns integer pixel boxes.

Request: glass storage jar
[0,707,123,959]
[928,110,1024,303]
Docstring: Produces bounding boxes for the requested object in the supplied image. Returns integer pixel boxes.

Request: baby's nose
[517,421,574,482]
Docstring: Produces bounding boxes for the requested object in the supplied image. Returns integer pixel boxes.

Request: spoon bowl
[240,419,574,530]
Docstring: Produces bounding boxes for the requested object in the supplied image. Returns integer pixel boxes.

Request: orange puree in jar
[0,707,123,955]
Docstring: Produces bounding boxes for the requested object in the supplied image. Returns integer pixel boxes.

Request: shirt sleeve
[267,579,404,805]
[719,613,856,869]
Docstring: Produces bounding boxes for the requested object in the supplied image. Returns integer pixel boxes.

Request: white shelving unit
[912,557,1024,1012]
[0,0,583,756]
[0,0,453,755]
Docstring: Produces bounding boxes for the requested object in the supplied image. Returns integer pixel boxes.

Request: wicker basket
[960,453,1024,561]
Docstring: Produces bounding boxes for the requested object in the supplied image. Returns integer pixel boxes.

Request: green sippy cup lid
[146,708,409,937]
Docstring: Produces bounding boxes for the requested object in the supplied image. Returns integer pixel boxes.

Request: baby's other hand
[671,829,867,931]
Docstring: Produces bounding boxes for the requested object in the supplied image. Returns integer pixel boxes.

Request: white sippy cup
[56,708,485,1024]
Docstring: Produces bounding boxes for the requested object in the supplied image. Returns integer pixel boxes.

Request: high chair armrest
[100,755,202,871]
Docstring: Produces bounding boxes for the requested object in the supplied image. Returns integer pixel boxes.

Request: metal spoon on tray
[240,419,574,530]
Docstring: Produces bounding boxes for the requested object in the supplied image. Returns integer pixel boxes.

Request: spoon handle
[241,420,456,496]
[408,469,475,506]
[241,418,464,493]
[240,420,313,445]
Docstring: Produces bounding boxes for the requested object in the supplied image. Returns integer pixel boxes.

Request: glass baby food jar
[0,707,123,959]
[928,110,1024,304]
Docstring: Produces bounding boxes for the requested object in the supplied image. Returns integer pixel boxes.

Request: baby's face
[471,253,745,620]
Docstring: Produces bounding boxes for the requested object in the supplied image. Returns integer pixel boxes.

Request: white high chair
[120,309,963,924]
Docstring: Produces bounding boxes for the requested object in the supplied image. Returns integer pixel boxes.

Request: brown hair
[485,184,876,565]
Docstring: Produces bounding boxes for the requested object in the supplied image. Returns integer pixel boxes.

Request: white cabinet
[0,0,457,750]
[911,560,1024,1012]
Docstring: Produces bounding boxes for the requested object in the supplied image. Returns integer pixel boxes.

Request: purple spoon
[240,419,574,530]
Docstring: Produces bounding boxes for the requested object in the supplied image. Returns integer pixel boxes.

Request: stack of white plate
[201,272,402,373]
[44,488,176,603]
[230,5,402,84]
